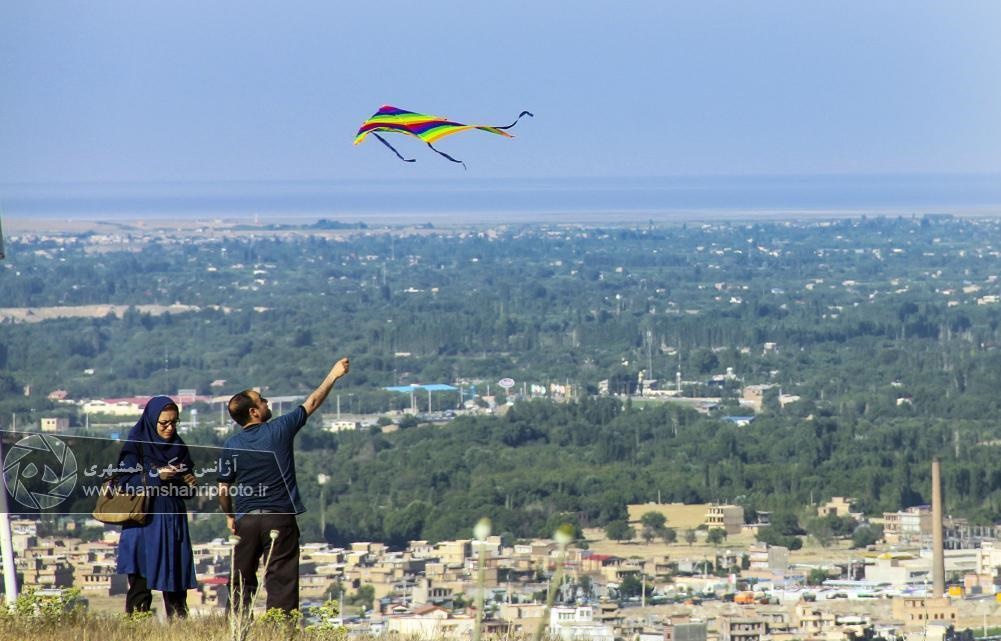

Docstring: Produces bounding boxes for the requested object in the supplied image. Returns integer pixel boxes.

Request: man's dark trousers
[231,513,300,613]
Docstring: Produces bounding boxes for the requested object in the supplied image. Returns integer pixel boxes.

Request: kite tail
[427,143,467,171]
[494,111,534,131]
[373,133,416,163]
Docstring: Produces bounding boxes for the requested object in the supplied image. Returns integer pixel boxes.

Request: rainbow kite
[354,105,533,168]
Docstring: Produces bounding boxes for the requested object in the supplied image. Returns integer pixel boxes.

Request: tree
[541,513,584,541]
[641,526,657,545]
[707,528,727,546]
[640,511,667,530]
[618,573,643,598]
[382,500,430,547]
[347,584,375,612]
[831,515,859,537]
[770,511,804,536]
[684,529,697,546]
[605,520,635,543]
[806,518,834,548]
[661,527,677,545]
[851,525,883,549]
[807,568,830,586]
[756,526,803,551]
[398,415,420,429]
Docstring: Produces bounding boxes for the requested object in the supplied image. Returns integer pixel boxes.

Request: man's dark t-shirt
[218,406,307,517]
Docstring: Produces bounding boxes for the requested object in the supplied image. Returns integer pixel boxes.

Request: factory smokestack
[932,456,945,597]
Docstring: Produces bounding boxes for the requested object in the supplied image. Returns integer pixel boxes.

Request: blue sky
[1,1,999,183]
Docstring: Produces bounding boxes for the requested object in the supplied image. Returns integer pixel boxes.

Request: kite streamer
[354,105,533,168]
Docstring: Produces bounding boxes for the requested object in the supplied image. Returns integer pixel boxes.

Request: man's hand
[218,482,234,526]
[303,356,351,416]
[332,357,350,380]
[159,464,179,481]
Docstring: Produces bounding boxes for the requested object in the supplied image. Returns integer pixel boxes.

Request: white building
[549,606,614,641]
[81,399,144,416]
[977,541,1001,577]
[865,555,929,587]
[385,604,474,639]
[40,417,69,432]
[325,420,361,433]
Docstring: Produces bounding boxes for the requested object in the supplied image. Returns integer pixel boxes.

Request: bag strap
[138,442,148,489]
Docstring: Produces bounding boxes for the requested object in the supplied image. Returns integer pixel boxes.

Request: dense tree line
[276,397,1001,546]
[4,216,1001,543]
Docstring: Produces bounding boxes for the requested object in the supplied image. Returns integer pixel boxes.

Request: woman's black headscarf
[119,395,194,473]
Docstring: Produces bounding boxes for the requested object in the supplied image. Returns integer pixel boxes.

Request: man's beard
[263,408,273,422]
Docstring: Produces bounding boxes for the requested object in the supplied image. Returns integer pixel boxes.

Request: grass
[0,586,348,641]
[0,613,232,641]
[0,613,359,641]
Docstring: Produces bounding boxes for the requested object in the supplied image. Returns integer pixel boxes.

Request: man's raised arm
[302,357,350,416]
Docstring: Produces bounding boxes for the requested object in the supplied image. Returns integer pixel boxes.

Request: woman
[115,395,197,618]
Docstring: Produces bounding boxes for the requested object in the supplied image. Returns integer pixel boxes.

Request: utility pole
[0,434,20,604]
[647,330,653,382]
[317,474,329,541]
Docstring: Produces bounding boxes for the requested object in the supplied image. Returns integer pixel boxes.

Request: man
[218,356,349,614]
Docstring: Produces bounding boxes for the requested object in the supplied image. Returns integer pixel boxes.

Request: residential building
[17,556,74,588]
[793,603,838,636]
[384,604,475,638]
[883,506,931,545]
[705,505,744,535]
[747,544,788,574]
[664,616,707,641]
[408,540,438,559]
[976,541,1001,578]
[498,603,547,635]
[78,565,129,597]
[740,384,774,412]
[549,605,615,641]
[717,614,766,641]
[817,497,858,518]
[325,420,361,433]
[412,576,455,605]
[891,597,958,630]
[81,398,144,416]
[437,540,472,566]
[40,417,69,432]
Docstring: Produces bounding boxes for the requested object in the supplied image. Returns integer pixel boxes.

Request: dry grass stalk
[229,529,280,641]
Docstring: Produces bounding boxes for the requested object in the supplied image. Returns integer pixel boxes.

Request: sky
[1,1,1000,184]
